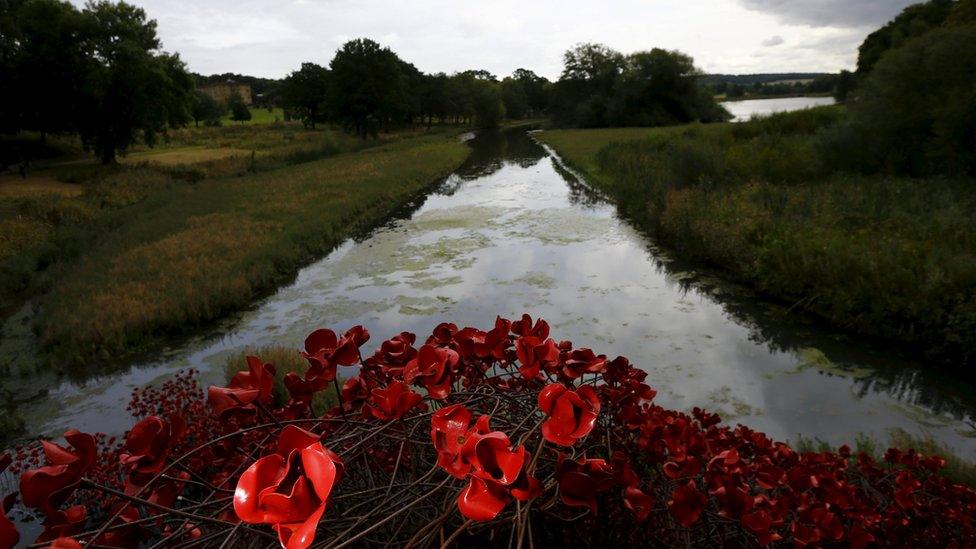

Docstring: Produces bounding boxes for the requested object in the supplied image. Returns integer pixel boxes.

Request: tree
[834,70,855,102]
[470,78,504,128]
[856,0,954,75]
[76,1,193,163]
[843,22,976,176]
[500,77,528,119]
[279,62,330,129]
[329,38,409,139]
[511,68,551,116]
[191,90,224,126]
[229,91,251,123]
[5,0,88,141]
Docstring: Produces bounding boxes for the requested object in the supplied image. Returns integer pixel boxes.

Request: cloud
[761,35,784,47]
[736,0,916,28]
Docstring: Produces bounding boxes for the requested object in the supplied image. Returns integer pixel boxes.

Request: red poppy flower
[301,327,363,383]
[431,404,474,478]
[427,322,458,346]
[459,419,526,486]
[1,454,18,549]
[120,415,186,485]
[457,476,510,522]
[282,373,328,411]
[555,455,614,514]
[208,355,276,417]
[365,382,424,420]
[511,314,549,339]
[509,454,543,502]
[741,510,782,545]
[538,384,600,447]
[515,336,558,379]
[404,344,458,400]
[475,316,512,360]
[668,480,708,527]
[35,505,86,544]
[234,425,343,549]
[20,430,97,516]
[559,348,607,380]
[48,538,83,549]
[339,375,372,413]
[364,332,417,379]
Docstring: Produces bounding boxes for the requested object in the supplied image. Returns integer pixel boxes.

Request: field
[220,106,286,125]
[539,107,976,368]
[0,124,469,368]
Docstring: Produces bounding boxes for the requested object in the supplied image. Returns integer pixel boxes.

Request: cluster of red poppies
[3,315,975,549]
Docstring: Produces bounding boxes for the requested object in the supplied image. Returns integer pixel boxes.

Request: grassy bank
[539,107,976,368]
[30,131,467,365]
[222,345,339,413]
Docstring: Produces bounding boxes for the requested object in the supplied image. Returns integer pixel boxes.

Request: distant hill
[701,73,831,86]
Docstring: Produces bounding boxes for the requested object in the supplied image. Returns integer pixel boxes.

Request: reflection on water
[722,96,837,122]
[13,127,976,457]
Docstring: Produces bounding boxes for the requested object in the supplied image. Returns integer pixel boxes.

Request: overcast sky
[70,0,916,79]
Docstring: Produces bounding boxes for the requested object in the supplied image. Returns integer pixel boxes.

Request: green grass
[538,106,976,368]
[34,131,468,366]
[220,107,286,125]
[223,345,339,413]
[794,429,976,489]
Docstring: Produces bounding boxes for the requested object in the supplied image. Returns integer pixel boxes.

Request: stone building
[199,80,252,106]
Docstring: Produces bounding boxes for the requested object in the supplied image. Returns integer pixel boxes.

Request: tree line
[1,0,737,164]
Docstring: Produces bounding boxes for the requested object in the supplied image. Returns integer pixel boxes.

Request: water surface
[722,96,837,122]
[12,127,976,457]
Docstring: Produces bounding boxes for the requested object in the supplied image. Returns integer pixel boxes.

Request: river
[10,114,976,459]
[722,96,837,122]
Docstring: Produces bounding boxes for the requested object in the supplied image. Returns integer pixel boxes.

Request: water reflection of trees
[651,252,976,424]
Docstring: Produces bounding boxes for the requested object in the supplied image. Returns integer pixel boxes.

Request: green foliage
[329,38,412,138]
[840,23,976,176]
[279,62,330,129]
[856,0,954,75]
[229,91,252,123]
[77,1,194,163]
[550,43,729,128]
[191,90,224,127]
[539,107,976,367]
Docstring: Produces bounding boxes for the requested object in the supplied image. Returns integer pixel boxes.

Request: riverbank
[1,127,468,374]
[538,107,976,370]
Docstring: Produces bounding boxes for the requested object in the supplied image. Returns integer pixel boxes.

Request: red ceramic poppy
[430,404,473,478]
[555,455,614,514]
[20,430,97,516]
[365,381,424,420]
[537,384,600,446]
[669,480,708,527]
[364,332,417,379]
[47,538,83,549]
[457,476,510,521]
[0,454,18,549]
[511,314,549,339]
[35,505,87,544]
[234,425,343,549]
[459,425,526,486]
[404,344,458,400]
[208,355,276,417]
[559,348,607,380]
[301,327,363,383]
[475,316,512,359]
[120,415,186,484]
[515,336,558,379]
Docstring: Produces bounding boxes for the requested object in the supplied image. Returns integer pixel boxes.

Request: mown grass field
[539,107,976,368]
[220,107,286,125]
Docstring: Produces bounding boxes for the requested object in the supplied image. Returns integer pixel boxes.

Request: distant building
[199,80,252,106]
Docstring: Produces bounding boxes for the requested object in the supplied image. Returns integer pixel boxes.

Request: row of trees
[547,44,730,127]
[0,0,194,163]
[277,39,551,137]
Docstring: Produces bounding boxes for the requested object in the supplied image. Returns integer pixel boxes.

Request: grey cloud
[736,0,916,28]
[761,35,784,47]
